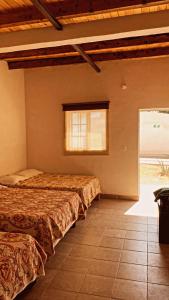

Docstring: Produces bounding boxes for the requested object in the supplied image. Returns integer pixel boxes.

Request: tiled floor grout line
[66,240,148,248]
[56,260,150,271]
[49,266,169,298]
[68,289,115,299]
[68,251,147,264]
[111,239,123,298]
[111,236,125,298]
[45,273,152,298]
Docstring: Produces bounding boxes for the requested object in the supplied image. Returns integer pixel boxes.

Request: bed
[0,231,46,300]
[3,171,101,210]
[0,186,84,256]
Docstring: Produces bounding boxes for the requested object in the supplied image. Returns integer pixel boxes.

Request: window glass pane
[72,112,80,124]
[89,110,106,150]
[80,124,87,137]
[81,112,87,125]
[65,109,107,152]
[71,137,79,149]
[80,137,86,149]
[72,125,79,136]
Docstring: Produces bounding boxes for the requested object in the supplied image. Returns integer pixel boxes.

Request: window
[63,101,109,154]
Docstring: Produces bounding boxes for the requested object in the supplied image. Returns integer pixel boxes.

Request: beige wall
[0,62,26,176]
[140,111,169,156]
[25,58,169,198]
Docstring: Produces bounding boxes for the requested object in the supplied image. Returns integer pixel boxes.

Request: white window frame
[64,108,109,155]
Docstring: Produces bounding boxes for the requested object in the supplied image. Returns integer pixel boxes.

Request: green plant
[158,159,169,177]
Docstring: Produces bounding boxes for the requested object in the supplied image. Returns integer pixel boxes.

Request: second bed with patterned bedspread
[0,187,84,256]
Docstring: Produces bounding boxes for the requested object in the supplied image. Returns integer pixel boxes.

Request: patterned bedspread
[0,231,46,300]
[15,173,101,209]
[0,188,83,256]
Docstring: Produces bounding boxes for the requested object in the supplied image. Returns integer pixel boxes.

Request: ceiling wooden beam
[72,44,100,73]
[30,0,100,72]
[30,0,62,30]
[0,0,166,28]
[3,33,169,59]
[1,33,169,61]
[82,33,169,50]
[8,45,169,69]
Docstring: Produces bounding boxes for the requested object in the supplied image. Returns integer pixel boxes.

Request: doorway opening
[139,109,169,216]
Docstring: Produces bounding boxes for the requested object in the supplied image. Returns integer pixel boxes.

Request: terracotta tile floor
[17,199,169,300]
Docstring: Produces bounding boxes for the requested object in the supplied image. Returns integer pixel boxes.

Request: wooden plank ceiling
[0,0,169,32]
[1,1,169,69]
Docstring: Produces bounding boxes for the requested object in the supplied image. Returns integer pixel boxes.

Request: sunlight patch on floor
[125,183,162,217]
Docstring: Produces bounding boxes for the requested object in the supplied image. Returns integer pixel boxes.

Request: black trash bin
[154,188,169,244]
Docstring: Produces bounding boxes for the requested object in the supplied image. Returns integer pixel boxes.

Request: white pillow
[0,175,24,185]
[17,169,43,179]
[0,184,7,189]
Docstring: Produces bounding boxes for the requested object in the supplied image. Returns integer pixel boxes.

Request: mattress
[0,231,46,300]
[14,173,101,209]
[0,187,83,256]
